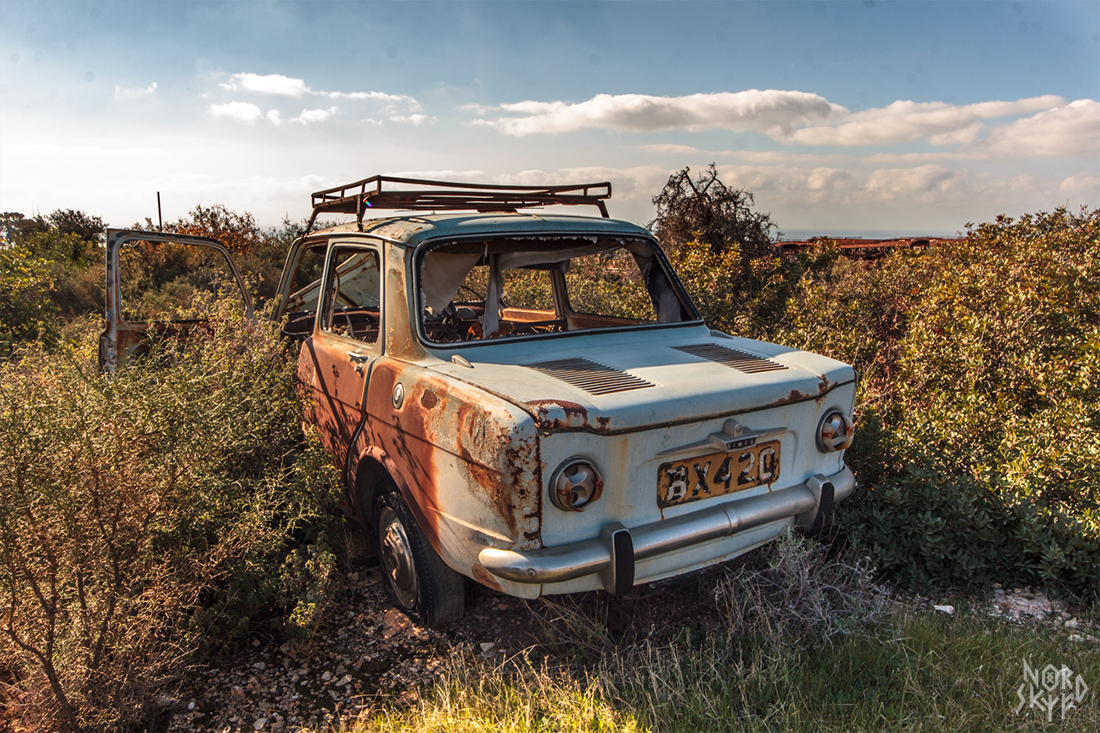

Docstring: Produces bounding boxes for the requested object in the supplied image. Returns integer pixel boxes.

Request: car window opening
[419,237,694,343]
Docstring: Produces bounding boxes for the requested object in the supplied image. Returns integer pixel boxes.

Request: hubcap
[379,506,419,609]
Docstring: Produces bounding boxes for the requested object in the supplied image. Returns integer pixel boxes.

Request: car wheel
[374,482,464,625]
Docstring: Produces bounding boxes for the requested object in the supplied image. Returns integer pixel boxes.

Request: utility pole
[157,192,163,231]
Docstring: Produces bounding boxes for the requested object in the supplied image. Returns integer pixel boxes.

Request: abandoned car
[100,176,857,624]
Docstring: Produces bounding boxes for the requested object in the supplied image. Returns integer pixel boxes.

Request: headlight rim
[548,456,604,512]
[816,409,854,453]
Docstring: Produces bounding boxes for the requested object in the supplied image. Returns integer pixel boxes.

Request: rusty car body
[101,176,857,624]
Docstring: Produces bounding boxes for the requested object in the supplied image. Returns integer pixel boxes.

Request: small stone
[254,717,268,730]
[252,639,261,648]
[383,609,412,638]
[253,661,266,671]
[187,701,195,711]
[479,642,495,652]
[1065,618,1080,628]
[1069,634,1085,643]
[933,605,955,615]
[321,671,332,682]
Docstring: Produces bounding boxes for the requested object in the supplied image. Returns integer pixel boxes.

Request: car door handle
[347,351,371,374]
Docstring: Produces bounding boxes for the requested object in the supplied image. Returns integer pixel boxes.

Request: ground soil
[161,524,733,733]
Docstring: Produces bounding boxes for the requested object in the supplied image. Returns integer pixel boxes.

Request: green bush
[763,208,1100,602]
[0,244,60,357]
[0,302,341,730]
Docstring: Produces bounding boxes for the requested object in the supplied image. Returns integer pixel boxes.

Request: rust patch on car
[420,390,438,410]
[357,361,542,554]
[526,399,601,431]
[471,563,503,592]
[770,389,808,406]
[454,399,520,537]
[525,399,617,434]
[362,361,445,553]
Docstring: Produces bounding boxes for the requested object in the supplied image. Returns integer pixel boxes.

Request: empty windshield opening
[418,237,695,344]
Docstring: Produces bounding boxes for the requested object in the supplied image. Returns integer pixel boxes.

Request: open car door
[99,229,254,371]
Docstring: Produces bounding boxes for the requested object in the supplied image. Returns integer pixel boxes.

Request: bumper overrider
[479,467,855,595]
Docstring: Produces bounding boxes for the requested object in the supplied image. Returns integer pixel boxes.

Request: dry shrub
[713,532,891,656]
[0,303,340,731]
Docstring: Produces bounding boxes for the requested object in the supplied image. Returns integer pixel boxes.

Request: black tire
[374,483,464,625]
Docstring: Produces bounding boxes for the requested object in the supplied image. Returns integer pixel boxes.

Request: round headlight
[816,410,853,453]
[549,458,603,512]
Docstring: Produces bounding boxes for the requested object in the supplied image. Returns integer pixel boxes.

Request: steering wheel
[425,304,466,342]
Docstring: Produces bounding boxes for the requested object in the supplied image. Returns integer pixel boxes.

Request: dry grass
[339,534,1100,733]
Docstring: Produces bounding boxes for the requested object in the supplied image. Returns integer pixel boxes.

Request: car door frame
[295,238,386,473]
[99,228,254,372]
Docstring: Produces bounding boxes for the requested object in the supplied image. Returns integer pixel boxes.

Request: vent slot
[524,358,654,395]
[674,344,788,374]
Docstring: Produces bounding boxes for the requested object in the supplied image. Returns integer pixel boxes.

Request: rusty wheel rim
[379,505,419,610]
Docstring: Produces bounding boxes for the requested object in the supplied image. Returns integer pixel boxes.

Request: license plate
[657,440,781,508]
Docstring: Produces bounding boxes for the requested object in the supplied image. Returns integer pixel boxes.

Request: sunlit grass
[340,604,1099,733]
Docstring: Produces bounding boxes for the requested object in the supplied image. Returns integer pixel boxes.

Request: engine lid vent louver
[523,357,654,395]
[674,344,788,374]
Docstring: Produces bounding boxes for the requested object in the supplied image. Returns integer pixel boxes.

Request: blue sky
[1,0,1097,238]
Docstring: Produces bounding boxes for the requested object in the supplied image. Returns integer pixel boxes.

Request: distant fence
[774,236,964,259]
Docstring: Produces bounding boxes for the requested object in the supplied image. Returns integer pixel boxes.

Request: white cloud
[213,73,422,127]
[979,100,1100,158]
[789,96,1063,146]
[928,123,984,147]
[467,90,1092,161]
[640,143,702,155]
[115,82,157,98]
[470,90,845,136]
[389,114,430,125]
[725,150,855,165]
[219,72,420,109]
[209,102,263,123]
[293,107,339,124]
[326,91,421,110]
[394,169,489,181]
[1059,172,1100,200]
[221,72,308,96]
[863,165,963,202]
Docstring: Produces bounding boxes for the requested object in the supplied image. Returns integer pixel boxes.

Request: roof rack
[305,175,612,234]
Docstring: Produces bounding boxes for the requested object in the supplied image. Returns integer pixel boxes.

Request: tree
[167,203,264,256]
[46,209,106,243]
[1,212,48,246]
[649,164,778,278]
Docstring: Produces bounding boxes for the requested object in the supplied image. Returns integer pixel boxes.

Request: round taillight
[817,410,853,453]
[549,458,603,512]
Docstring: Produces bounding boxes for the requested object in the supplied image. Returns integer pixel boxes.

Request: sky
[1,0,1097,239]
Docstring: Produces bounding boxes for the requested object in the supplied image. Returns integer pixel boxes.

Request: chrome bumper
[479,467,855,594]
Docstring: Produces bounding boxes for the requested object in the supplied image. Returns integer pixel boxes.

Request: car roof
[308,211,653,249]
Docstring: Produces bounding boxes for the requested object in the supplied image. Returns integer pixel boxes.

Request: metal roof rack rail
[304,175,612,234]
